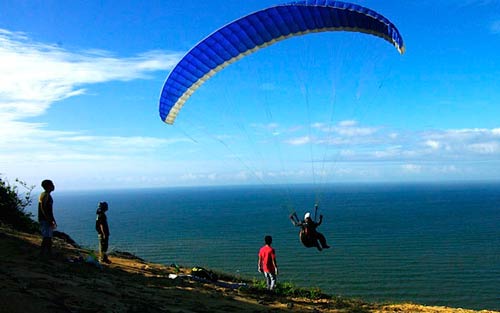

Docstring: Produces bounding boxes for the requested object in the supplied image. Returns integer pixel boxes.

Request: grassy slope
[0,225,497,313]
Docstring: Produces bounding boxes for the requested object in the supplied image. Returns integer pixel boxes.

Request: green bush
[251,277,267,290]
[275,282,326,299]
[247,278,329,300]
[0,176,39,233]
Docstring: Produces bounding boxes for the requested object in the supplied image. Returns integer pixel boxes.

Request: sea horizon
[44,179,500,193]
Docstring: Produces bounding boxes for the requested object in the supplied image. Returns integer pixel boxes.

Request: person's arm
[258,254,263,273]
[317,214,323,226]
[51,209,57,228]
[290,214,305,227]
[99,223,107,238]
[272,255,278,275]
[104,218,110,237]
[47,195,56,227]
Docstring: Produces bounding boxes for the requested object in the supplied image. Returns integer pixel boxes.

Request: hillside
[0,225,497,313]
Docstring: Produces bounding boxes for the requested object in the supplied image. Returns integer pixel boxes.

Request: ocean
[28,182,500,311]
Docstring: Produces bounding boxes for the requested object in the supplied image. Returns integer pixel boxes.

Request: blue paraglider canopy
[159,1,405,125]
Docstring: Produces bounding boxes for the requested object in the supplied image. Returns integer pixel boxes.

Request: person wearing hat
[290,206,330,251]
[95,201,111,263]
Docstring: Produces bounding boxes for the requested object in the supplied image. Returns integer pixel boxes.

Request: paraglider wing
[159,0,405,124]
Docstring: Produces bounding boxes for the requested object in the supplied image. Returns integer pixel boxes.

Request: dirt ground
[0,225,497,313]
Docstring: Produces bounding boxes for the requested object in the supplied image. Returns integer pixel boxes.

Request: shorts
[40,221,53,238]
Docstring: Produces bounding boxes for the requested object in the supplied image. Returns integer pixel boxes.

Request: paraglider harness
[290,204,320,248]
[191,266,218,282]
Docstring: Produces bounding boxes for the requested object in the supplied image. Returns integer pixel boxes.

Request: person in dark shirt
[290,207,330,251]
[38,179,57,257]
[95,201,111,263]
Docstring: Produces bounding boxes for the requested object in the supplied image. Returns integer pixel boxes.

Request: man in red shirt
[258,235,278,291]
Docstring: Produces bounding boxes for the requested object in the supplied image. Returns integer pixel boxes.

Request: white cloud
[0,28,181,120]
[335,124,377,137]
[425,140,441,150]
[57,135,190,150]
[250,123,277,128]
[467,142,500,154]
[0,125,190,164]
[250,122,282,136]
[336,120,378,137]
[373,148,401,159]
[389,133,399,139]
[315,126,500,164]
[279,121,500,168]
[401,164,422,173]
[0,28,194,188]
[421,128,500,157]
[313,120,378,137]
[179,172,221,183]
[286,136,311,145]
[338,120,357,127]
[311,122,326,129]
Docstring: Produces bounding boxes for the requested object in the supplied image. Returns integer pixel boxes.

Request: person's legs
[39,237,48,256]
[39,221,53,257]
[311,235,322,251]
[99,235,110,262]
[317,232,330,249]
[264,272,277,290]
[102,237,110,262]
[268,272,277,290]
[314,240,323,251]
[46,238,53,256]
[264,272,271,289]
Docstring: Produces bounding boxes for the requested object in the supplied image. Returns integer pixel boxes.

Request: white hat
[304,212,311,220]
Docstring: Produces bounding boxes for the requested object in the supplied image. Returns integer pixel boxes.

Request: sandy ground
[0,225,497,313]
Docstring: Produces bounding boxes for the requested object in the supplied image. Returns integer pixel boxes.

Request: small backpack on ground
[191,266,218,282]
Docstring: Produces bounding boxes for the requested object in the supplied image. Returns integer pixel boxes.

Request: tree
[0,176,39,233]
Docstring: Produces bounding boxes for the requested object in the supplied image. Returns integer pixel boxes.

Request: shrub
[0,176,39,233]
[251,277,267,290]
[247,278,329,300]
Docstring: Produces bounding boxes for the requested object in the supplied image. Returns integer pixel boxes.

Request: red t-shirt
[259,245,276,273]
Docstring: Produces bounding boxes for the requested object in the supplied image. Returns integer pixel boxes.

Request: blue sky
[1,0,499,190]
